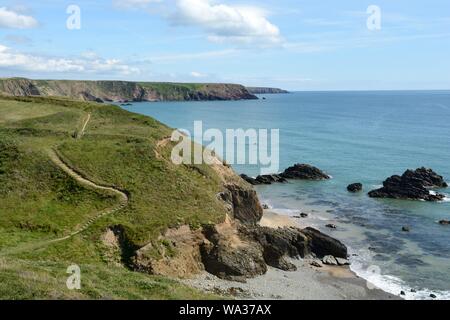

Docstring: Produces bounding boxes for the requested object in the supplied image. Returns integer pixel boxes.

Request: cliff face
[0,78,258,102]
[246,87,289,94]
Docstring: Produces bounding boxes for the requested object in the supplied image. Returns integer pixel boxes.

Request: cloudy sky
[0,0,449,90]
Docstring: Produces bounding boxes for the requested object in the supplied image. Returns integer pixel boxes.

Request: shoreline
[182,210,399,300]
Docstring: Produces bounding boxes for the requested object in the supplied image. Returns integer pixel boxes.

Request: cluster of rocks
[368,167,448,201]
[200,222,349,281]
[240,174,287,185]
[131,181,350,282]
[240,163,330,186]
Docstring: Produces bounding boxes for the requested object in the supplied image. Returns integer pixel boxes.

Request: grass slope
[0,95,227,299]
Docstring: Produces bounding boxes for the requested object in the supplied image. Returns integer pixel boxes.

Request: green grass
[0,95,228,299]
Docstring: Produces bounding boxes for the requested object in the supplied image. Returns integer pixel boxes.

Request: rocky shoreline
[182,210,399,300]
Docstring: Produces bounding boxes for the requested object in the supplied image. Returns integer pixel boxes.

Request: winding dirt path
[0,113,129,256]
[76,113,91,139]
[48,149,128,239]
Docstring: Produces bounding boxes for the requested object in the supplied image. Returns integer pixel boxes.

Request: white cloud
[173,0,281,45]
[0,45,140,75]
[0,7,38,29]
[190,71,207,78]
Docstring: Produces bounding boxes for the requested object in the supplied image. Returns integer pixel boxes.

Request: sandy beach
[182,210,400,300]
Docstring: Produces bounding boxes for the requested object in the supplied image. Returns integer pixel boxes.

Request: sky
[0,0,449,91]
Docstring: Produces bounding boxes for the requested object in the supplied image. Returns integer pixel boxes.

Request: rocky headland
[0,78,258,102]
[246,87,289,94]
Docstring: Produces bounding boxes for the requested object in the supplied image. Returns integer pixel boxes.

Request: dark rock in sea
[220,185,263,224]
[368,167,448,201]
[240,174,258,185]
[439,219,450,225]
[300,213,309,218]
[326,224,337,229]
[280,164,330,180]
[302,227,348,258]
[430,293,437,299]
[240,173,287,185]
[262,204,269,210]
[347,183,363,192]
[402,226,410,232]
[411,289,417,293]
[255,174,288,185]
[400,291,406,296]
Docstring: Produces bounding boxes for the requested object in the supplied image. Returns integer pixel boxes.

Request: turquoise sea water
[123,91,450,299]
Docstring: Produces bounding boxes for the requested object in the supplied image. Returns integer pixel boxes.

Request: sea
[123,90,450,300]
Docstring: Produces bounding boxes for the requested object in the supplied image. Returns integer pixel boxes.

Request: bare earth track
[0,113,129,256]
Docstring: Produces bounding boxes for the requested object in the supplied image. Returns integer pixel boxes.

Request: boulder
[347,183,363,192]
[402,226,410,232]
[322,255,338,266]
[369,168,448,201]
[310,260,322,268]
[335,257,350,266]
[302,227,348,258]
[280,164,330,180]
[240,226,309,271]
[200,224,267,281]
[326,224,337,229]
[439,220,450,225]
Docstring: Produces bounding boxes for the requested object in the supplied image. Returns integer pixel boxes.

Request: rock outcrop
[301,227,348,258]
[280,164,331,180]
[240,164,330,186]
[219,184,264,224]
[240,226,309,271]
[347,183,363,192]
[200,222,267,281]
[0,78,258,102]
[240,174,287,185]
[368,167,448,201]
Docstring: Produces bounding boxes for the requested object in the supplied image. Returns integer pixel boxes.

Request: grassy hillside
[0,95,229,299]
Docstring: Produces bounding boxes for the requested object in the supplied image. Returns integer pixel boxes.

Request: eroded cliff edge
[0,78,258,102]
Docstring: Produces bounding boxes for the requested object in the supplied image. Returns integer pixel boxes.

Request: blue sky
[0,0,449,90]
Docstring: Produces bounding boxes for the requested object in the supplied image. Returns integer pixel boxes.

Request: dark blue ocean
[124,91,450,299]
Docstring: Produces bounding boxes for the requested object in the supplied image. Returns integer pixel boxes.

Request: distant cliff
[0,78,258,102]
[246,87,289,94]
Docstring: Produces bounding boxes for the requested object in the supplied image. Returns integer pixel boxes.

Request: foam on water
[349,249,450,300]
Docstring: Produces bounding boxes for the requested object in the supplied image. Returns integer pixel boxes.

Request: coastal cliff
[246,87,289,94]
[0,78,258,102]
